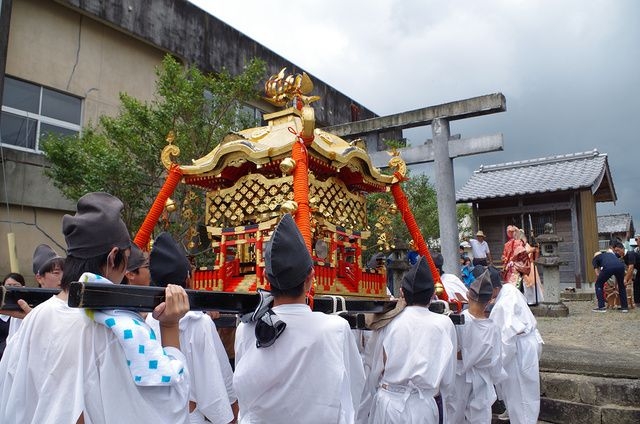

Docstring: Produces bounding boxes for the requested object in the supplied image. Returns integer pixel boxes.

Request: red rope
[288,127,314,308]
[133,164,183,250]
[390,175,449,301]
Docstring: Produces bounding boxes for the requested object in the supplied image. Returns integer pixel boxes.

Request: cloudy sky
[191,0,639,228]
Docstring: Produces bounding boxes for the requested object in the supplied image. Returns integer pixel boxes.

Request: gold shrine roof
[178,108,394,187]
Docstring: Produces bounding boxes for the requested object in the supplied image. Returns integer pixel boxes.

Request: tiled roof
[456,150,616,202]
[598,213,632,234]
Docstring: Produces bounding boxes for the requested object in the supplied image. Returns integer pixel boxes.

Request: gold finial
[434,282,444,296]
[161,130,181,170]
[388,153,407,183]
[263,67,320,107]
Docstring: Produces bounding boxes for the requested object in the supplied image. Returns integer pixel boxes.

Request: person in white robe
[431,250,468,302]
[490,280,544,424]
[447,270,505,424]
[233,214,365,423]
[357,256,457,424]
[146,232,235,424]
[0,192,191,424]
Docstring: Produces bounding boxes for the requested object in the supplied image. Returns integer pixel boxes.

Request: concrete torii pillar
[325,94,506,276]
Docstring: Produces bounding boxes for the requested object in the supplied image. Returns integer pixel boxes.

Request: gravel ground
[536,300,640,353]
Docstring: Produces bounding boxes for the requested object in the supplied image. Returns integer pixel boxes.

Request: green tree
[41,55,265,252]
[365,172,473,262]
[365,173,439,258]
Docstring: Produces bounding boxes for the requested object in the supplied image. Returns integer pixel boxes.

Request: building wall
[55,0,377,127]
[0,205,66,284]
[1,0,381,278]
[580,189,599,283]
[0,0,168,278]
[7,0,165,124]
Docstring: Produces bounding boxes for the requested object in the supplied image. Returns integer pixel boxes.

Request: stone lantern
[387,240,410,298]
[532,223,569,317]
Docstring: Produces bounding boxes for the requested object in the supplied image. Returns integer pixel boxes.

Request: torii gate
[325,93,506,276]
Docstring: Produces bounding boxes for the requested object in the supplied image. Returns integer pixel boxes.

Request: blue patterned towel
[80,272,186,386]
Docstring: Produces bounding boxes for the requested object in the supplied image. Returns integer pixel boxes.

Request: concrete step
[560,291,594,301]
[540,372,640,423]
[540,397,640,423]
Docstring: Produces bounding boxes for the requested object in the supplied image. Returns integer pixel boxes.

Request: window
[235,103,264,129]
[1,76,82,152]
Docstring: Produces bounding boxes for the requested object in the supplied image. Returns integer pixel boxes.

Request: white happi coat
[233,303,365,424]
[490,284,544,424]
[0,295,190,424]
[147,311,233,424]
[357,306,457,424]
[448,309,505,424]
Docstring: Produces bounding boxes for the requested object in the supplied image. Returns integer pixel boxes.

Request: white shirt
[147,312,234,424]
[469,239,490,259]
[234,303,365,424]
[0,295,190,424]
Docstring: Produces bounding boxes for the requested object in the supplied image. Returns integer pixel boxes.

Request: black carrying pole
[67,282,261,314]
[0,286,60,311]
[67,282,398,315]
[2,284,463,327]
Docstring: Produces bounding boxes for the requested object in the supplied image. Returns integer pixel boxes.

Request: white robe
[234,303,365,424]
[210,319,238,404]
[147,311,233,424]
[0,295,190,424]
[490,284,544,424]
[357,306,457,424]
[448,310,505,424]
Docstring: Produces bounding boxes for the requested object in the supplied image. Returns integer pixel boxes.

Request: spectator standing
[460,255,475,287]
[469,231,493,267]
[0,273,26,359]
[627,236,640,307]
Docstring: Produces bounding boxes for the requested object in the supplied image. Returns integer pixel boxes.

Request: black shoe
[617,307,629,313]
[592,307,607,313]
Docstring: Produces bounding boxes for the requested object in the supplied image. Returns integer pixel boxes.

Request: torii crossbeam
[324,93,506,275]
